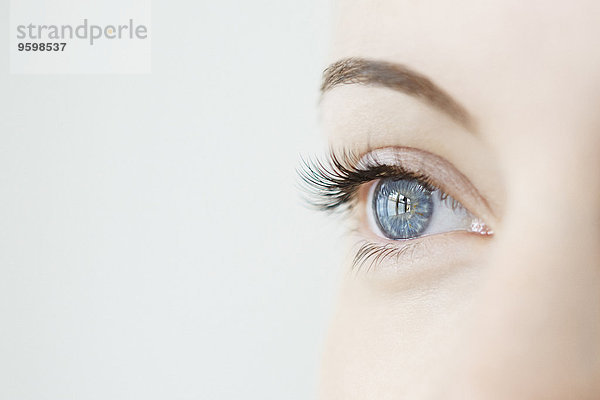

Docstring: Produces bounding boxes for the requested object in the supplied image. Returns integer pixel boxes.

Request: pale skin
[318,1,600,398]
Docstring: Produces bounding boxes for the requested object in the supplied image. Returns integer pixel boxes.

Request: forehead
[330,0,600,135]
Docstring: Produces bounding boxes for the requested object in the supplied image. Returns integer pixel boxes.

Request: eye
[368,177,490,240]
[297,146,496,270]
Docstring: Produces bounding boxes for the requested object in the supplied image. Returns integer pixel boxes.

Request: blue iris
[373,178,434,239]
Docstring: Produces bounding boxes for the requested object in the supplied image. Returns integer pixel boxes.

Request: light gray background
[10,0,152,73]
[0,1,341,399]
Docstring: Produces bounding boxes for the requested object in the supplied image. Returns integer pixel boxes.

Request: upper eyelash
[297,149,436,212]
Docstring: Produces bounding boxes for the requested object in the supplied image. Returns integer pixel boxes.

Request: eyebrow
[321,58,474,130]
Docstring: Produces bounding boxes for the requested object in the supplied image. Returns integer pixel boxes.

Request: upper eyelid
[361,147,497,224]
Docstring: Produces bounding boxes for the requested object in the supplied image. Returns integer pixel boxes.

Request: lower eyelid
[349,229,491,279]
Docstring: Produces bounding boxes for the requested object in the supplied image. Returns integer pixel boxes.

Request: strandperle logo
[16,19,149,45]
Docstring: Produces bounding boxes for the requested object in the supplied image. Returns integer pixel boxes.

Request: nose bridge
[493,117,600,270]
[449,131,600,398]
[505,137,600,249]
[502,121,600,260]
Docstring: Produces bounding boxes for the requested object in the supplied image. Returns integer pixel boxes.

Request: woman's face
[316,1,600,398]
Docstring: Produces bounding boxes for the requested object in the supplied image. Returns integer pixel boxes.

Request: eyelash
[300,150,446,210]
[297,149,460,271]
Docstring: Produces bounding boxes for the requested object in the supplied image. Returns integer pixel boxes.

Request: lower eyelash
[352,239,425,273]
[353,241,400,273]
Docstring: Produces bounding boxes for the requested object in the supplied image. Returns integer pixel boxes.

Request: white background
[0,1,342,399]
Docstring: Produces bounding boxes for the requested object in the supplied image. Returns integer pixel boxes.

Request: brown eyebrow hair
[321,57,474,130]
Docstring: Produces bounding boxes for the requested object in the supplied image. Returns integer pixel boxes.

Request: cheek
[319,254,488,399]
